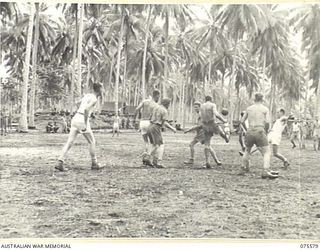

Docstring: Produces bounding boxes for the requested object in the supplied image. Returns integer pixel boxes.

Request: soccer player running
[200,96,227,168]
[268,108,290,169]
[55,83,103,171]
[184,101,206,165]
[133,90,161,155]
[240,93,278,179]
[144,98,176,168]
[313,117,320,151]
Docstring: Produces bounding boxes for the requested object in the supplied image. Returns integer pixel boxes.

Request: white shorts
[268,132,282,145]
[71,113,92,133]
[139,120,150,135]
[113,122,120,131]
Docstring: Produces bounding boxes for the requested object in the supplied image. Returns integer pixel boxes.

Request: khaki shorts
[245,127,268,148]
[193,129,206,144]
[147,124,163,145]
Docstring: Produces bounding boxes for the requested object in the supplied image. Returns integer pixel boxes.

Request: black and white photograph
[0,1,320,242]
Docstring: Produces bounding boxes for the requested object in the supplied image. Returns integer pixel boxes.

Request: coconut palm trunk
[115,13,125,116]
[70,6,78,113]
[77,3,84,97]
[123,40,128,101]
[163,8,169,98]
[227,35,238,126]
[19,3,35,132]
[261,52,267,92]
[317,77,320,117]
[141,5,152,100]
[29,2,40,128]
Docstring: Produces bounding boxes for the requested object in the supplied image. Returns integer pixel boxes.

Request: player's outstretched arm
[133,101,144,122]
[213,104,227,123]
[184,125,202,134]
[164,121,176,133]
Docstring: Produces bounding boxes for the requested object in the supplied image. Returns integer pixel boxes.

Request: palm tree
[115,9,125,116]
[217,4,271,121]
[141,5,153,100]
[29,3,40,128]
[19,3,35,132]
[154,4,194,98]
[77,3,84,97]
[292,4,320,117]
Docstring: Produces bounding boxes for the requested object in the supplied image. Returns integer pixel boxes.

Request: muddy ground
[0,130,319,239]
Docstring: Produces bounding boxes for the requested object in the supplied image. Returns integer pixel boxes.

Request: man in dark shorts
[134,90,160,156]
[200,96,227,168]
[240,93,278,179]
[144,98,176,168]
[184,101,206,165]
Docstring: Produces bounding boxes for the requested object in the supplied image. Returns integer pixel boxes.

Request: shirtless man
[240,93,278,179]
[200,96,227,168]
[55,83,103,171]
[133,90,160,154]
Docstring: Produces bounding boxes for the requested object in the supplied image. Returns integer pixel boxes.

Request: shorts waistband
[250,125,265,128]
[151,122,162,126]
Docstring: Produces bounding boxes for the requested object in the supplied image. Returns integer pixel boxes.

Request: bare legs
[56,129,99,171]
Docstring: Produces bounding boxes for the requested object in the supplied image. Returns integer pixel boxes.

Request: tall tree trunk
[304,71,309,119]
[115,13,125,116]
[108,58,114,101]
[261,52,267,92]
[178,73,183,122]
[77,3,84,97]
[70,5,78,113]
[317,77,320,118]
[85,58,91,93]
[227,35,238,127]
[128,80,132,105]
[163,7,169,98]
[269,76,277,122]
[19,3,34,132]
[29,3,40,128]
[182,79,186,129]
[123,40,128,102]
[142,5,152,100]
[171,86,176,120]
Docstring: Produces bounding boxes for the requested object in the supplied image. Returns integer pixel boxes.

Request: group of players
[54,83,320,179]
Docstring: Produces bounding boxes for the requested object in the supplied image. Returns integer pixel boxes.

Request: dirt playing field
[0,130,319,239]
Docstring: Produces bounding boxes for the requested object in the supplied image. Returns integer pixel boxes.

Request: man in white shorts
[133,90,160,160]
[112,115,120,137]
[290,120,300,149]
[55,83,103,171]
[268,108,290,168]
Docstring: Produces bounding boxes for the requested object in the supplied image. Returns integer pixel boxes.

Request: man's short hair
[279,108,285,114]
[194,101,201,107]
[205,96,212,102]
[152,89,160,97]
[254,93,264,102]
[161,98,171,107]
